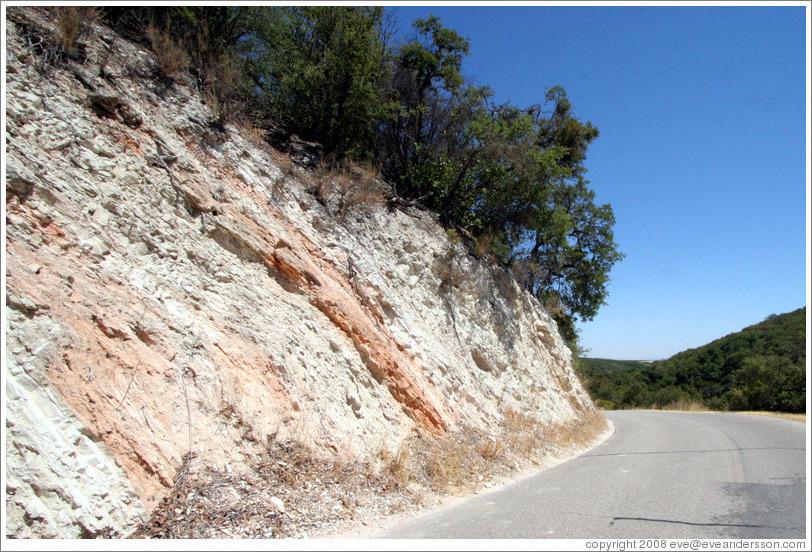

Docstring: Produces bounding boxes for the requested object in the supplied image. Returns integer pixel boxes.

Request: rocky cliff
[4,7,601,538]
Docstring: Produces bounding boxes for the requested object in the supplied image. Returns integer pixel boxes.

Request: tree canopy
[374,16,622,325]
[243,6,392,159]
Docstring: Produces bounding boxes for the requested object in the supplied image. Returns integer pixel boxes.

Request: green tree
[378,15,471,196]
[724,355,805,412]
[510,177,623,321]
[536,86,599,177]
[382,41,624,322]
[246,6,392,158]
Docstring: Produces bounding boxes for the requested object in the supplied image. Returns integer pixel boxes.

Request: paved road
[378,411,807,539]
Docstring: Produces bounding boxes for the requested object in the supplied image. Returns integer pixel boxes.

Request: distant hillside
[577,307,806,412]
[579,358,651,374]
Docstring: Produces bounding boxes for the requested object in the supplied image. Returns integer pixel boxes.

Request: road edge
[342,415,618,539]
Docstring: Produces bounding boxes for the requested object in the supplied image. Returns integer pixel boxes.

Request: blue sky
[388,3,809,360]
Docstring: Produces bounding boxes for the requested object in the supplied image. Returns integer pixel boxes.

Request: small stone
[269,497,284,512]
[5,161,37,198]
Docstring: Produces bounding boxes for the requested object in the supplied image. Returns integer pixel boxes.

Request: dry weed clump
[423,435,470,492]
[472,232,496,260]
[478,437,502,460]
[270,149,295,176]
[237,122,267,150]
[54,6,100,51]
[267,150,296,200]
[500,408,547,459]
[658,398,710,412]
[379,431,487,495]
[145,24,188,77]
[421,436,470,492]
[735,411,806,423]
[202,53,247,126]
[379,439,413,489]
[314,162,388,216]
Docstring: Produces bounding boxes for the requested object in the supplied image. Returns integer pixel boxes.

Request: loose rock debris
[131,440,428,539]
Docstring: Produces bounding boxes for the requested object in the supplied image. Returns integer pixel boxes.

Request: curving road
[378,411,807,539]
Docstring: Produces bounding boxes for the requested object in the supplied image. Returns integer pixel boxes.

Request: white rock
[269,496,285,512]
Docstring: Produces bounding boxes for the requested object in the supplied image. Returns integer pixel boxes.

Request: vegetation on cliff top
[83,5,622,341]
[577,307,807,413]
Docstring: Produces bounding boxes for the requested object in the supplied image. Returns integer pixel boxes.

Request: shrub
[380,440,413,489]
[54,6,100,50]
[145,23,189,77]
[313,161,387,216]
[472,232,497,260]
[246,6,391,159]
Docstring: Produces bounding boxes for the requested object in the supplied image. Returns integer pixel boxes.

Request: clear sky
[388,2,809,360]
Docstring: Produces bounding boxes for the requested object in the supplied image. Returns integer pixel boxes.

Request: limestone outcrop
[4,7,596,538]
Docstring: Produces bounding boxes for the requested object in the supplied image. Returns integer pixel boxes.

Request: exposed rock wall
[4,7,595,538]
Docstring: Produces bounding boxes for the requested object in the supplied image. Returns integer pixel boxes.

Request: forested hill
[578,307,806,412]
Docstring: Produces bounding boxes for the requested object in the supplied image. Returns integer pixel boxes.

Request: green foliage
[509,177,624,321]
[399,16,470,94]
[245,6,392,159]
[377,18,623,321]
[377,16,471,196]
[580,358,653,374]
[725,355,806,412]
[578,308,807,413]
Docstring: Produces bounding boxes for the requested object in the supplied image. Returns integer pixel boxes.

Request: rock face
[4,7,595,538]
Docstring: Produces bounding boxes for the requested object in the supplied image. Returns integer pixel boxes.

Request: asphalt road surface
[378,411,807,539]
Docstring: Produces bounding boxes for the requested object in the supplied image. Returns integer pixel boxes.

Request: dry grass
[270,149,294,174]
[472,232,496,259]
[735,411,806,423]
[638,404,803,422]
[134,437,422,539]
[657,398,710,412]
[237,122,268,150]
[379,439,412,489]
[54,6,100,50]
[501,407,545,457]
[380,407,607,496]
[202,53,246,125]
[145,24,188,77]
[268,150,296,201]
[478,437,502,460]
[314,162,388,216]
